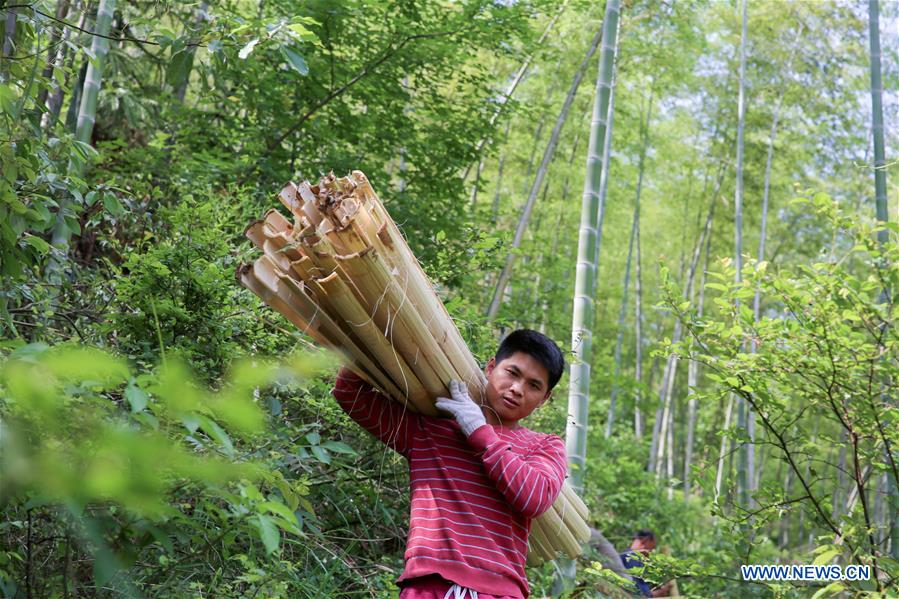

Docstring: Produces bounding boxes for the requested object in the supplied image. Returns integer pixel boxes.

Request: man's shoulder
[507,425,564,450]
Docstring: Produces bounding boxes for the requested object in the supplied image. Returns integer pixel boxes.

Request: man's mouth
[502,395,519,408]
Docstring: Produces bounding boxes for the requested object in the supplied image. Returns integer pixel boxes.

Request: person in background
[620,530,674,597]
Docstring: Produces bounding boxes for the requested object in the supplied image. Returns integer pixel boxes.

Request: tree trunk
[489,119,513,223]
[487,26,605,321]
[715,395,735,502]
[559,0,620,588]
[606,203,637,438]
[47,2,91,129]
[733,0,751,510]
[36,0,73,114]
[634,185,644,440]
[868,0,898,559]
[833,431,847,520]
[684,219,713,497]
[666,399,675,499]
[173,2,209,102]
[779,465,793,547]
[2,6,16,66]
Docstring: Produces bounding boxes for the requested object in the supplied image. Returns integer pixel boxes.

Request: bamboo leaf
[280,46,309,76]
[253,514,280,554]
[322,440,356,455]
[125,381,148,413]
[21,235,50,255]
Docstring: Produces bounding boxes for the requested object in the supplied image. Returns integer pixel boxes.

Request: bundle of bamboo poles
[237,170,590,564]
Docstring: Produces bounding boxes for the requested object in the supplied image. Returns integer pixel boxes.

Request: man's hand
[435,380,486,437]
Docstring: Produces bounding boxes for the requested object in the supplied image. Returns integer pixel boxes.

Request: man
[620,530,674,597]
[332,329,567,598]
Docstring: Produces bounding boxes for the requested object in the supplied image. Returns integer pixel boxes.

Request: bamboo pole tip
[244,219,267,246]
[235,262,252,286]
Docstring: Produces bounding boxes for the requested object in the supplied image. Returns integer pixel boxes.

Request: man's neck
[481,406,520,429]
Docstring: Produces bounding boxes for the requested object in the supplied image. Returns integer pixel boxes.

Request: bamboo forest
[1,0,898,597]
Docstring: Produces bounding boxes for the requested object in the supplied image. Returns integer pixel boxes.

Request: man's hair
[495,329,565,391]
[634,529,656,543]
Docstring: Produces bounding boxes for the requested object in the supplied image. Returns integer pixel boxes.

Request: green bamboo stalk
[47,0,115,281]
[605,203,635,439]
[173,2,209,103]
[869,0,888,238]
[748,23,805,502]
[74,0,115,148]
[634,176,644,439]
[733,0,750,510]
[566,0,620,493]
[684,217,712,496]
[868,0,897,559]
[591,55,618,271]
[36,0,72,115]
[556,2,620,590]
[2,7,16,66]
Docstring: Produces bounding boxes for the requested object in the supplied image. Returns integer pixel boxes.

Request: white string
[443,584,478,599]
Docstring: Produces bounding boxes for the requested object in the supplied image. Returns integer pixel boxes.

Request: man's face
[483,351,552,428]
[631,537,656,555]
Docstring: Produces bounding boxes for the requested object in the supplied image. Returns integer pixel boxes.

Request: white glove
[435,380,486,437]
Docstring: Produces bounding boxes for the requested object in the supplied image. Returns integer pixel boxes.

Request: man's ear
[484,356,496,377]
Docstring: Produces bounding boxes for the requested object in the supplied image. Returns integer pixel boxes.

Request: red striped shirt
[333,370,567,598]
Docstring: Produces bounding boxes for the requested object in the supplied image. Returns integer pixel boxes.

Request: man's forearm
[466,425,566,518]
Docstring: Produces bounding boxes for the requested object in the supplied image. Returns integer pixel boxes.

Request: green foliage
[0,342,329,595]
[106,199,245,379]
[662,195,899,593]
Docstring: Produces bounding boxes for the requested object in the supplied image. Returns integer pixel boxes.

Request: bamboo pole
[316,271,433,413]
[529,516,558,562]
[255,255,405,401]
[350,171,487,398]
[336,250,448,400]
[560,481,589,521]
[537,500,582,558]
[345,249,457,392]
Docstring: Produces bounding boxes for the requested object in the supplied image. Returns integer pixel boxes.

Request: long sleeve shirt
[332,369,567,598]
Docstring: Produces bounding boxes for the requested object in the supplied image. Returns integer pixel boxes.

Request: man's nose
[509,380,524,396]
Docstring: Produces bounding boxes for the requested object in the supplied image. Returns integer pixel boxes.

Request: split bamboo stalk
[239,171,590,565]
[529,517,557,562]
[316,271,433,414]
[335,250,448,400]
[350,171,487,397]
[255,256,404,402]
[560,480,589,521]
[238,263,385,394]
[535,502,581,559]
